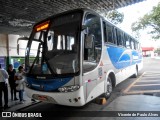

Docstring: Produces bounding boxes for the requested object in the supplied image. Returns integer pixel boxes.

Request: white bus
[24,9,143,106]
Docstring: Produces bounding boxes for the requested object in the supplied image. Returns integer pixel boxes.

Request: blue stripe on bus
[26,77,73,91]
[107,45,142,69]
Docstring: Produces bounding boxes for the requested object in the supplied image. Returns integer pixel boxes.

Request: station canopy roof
[0,0,144,35]
[142,47,154,51]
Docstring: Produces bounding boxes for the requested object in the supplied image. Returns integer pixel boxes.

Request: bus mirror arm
[82,25,87,31]
[82,25,89,35]
[82,17,99,31]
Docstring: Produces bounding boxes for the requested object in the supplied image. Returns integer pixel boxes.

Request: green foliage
[106,10,124,25]
[155,48,160,55]
[131,2,160,40]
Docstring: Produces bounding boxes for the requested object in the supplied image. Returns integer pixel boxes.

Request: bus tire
[104,76,113,99]
[132,66,138,78]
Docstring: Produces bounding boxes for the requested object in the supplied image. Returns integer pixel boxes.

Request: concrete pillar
[0,34,7,57]
[6,34,10,67]
[0,34,8,69]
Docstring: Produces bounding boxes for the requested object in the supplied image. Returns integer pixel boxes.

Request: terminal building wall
[0,34,27,69]
[0,34,7,57]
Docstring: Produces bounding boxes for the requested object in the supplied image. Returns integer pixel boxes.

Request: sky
[117,0,160,48]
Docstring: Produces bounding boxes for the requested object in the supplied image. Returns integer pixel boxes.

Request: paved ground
[121,57,160,96]
[123,72,160,94]
[1,57,160,120]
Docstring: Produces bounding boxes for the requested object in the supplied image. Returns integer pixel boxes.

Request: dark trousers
[10,85,17,100]
[19,90,23,101]
[0,82,8,107]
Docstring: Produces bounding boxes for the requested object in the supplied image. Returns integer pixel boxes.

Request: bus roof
[33,8,139,43]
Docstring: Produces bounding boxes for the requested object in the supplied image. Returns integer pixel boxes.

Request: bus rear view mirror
[85,34,94,49]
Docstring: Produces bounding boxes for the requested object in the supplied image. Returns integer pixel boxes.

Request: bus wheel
[104,76,113,99]
[132,67,138,78]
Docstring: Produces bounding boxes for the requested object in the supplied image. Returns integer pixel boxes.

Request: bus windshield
[25,12,82,76]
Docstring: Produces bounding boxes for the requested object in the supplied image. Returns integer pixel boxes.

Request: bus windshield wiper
[29,43,42,73]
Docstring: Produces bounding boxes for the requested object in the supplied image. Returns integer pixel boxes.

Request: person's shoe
[4,105,10,110]
[14,98,19,101]
[22,99,26,101]
[31,99,36,102]
[19,101,24,104]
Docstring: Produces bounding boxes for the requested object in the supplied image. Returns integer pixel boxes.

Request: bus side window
[103,21,107,43]
[133,40,136,50]
[125,36,131,49]
[121,32,125,47]
[137,42,139,50]
[112,27,117,45]
[106,24,113,43]
[119,31,123,46]
[135,41,139,50]
[123,34,127,47]
[135,42,137,50]
[104,22,117,45]
[116,29,122,46]
[131,39,135,49]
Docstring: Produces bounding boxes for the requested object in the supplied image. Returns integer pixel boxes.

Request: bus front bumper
[25,86,86,106]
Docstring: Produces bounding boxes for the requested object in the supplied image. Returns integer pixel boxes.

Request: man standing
[7,64,18,101]
[0,64,9,111]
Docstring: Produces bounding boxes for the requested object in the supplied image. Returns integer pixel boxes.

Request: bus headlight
[58,85,80,92]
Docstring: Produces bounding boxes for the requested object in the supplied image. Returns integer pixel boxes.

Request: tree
[155,48,160,56]
[105,10,124,25]
[131,2,160,40]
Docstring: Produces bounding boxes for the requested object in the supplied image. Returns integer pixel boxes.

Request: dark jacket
[7,69,16,87]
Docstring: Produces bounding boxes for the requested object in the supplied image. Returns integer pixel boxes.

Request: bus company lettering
[11,112,42,117]
[28,113,42,117]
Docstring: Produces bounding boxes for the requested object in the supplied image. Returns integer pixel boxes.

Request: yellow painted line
[142,76,160,78]
[144,73,160,74]
[123,72,145,94]
[143,74,160,75]
[125,90,160,94]
[137,80,160,82]
[143,75,160,77]
[144,74,160,75]
[143,73,160,75]
[146,71,160,74]
[133,84,160,87]
[143,73,160,74]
